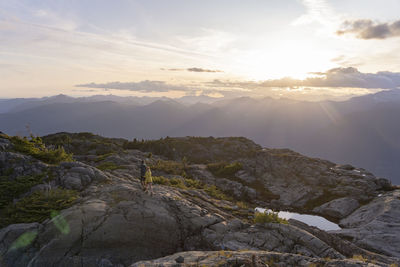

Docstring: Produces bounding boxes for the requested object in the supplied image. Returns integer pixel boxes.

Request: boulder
[333,190,400,258]
[313,197,360,219]
[0,138,12,151]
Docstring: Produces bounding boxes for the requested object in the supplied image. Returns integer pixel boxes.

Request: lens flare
[9,230,38,251]
[51,210,70,235]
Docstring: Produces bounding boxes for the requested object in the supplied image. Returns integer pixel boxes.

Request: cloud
[206,68,400,90]
[161,67,223,73]
[76,80,194,93]
[337,19,400,39]
[76,68,400,98]
[294,0,337,27]
[187,67,223,73]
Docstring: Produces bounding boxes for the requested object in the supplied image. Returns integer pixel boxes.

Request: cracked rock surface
[1,134,399,266]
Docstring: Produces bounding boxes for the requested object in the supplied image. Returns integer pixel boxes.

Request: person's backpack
[140,164,147,177]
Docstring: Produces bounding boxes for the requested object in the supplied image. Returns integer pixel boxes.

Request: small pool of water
[255,208,340,231]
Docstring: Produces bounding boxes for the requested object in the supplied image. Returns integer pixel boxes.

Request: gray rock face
[1,135,399,266]
[333,190,400,258]
[56,162,109,190]
[0,223,41,267]
[3,172,391,266]
[240,149,392,219]
[0,178,227,266]
[131,251,387,267]
[187,147,392,221]
[313,197,360,219]
[0,138,12,151]
[205,222,344,259]
[0,151,47,178]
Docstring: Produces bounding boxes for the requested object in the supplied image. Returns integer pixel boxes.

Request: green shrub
[97,162,125,171]
[8,135,73,164]
[184,178,204,189]
[204,185,232,201]
[169,178,187,189]
[0,189,78,227]
[152,176,170,185]
[0,174,45,208]
[151,160,186,176]
[153,176,204,190]
[207,161,243,177]
[236,201,250,209]
[254,211,288,224]
[94,152,115,162]
[248,180,280,201]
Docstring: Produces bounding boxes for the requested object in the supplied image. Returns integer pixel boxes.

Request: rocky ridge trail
[0,133,399,266]
[132,250,388,267]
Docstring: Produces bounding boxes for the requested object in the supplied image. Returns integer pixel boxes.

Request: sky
[1,0,400,99]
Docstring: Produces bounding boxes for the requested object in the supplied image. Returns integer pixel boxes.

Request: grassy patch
[152,176,170,185]
[248,180,280,201]
[236,201,250,209]
[352,255,368,262]
[153,176,202,190]
[153,175,233,201]
[0,189,78,228]
[184,178,204,189]
[254,211,288,224]
[94,152,115,162]
[97,162,125,171]
[207,161,243,178]
[0,174,45,209]
[151,160,186,176]
[123,136,260,163]
[204,185,233,201]
[7,135,73,164]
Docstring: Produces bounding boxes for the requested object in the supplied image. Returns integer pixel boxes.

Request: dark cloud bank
[76,67,400,93]
[75,80,192,93]
[160,67,223,73]
[337,19,400,39]
[208,67,400,90]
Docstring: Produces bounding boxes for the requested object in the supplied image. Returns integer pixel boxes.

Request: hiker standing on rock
[145,166,153,195]
[140,160,147,190]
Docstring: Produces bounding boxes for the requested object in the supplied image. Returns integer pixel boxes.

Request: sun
[232,40,338,81]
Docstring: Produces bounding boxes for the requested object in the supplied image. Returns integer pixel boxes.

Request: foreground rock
[333,189,400,258]
[1,133,399,266]
[131,251,390,267]
[2,174,398,266]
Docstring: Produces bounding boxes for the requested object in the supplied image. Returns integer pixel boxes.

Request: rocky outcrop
[0,137,12,151]
[187,150,392,221]
[0,176,355,266]
[251,150,391,215]
[0,151,47,178]
[131,251,389,267]
[1,133,399,266]
[202,220,344,259]
[333,189,400,258]
[55,161,109,190]
[313,197,360,220]
[0,150,109,194]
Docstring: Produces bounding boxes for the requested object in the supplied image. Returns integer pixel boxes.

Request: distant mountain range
[1,90,400,184]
